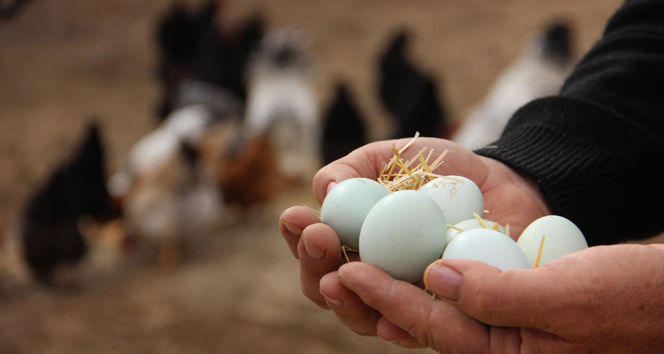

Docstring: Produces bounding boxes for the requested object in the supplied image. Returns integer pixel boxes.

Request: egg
[320,178,391,249]
[442,228,532,271]
[517,215,588,267]
[447,218,506,245]
[359,190,447,283]
[417,176,484,225]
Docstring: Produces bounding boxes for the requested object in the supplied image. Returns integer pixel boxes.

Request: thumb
[423,257,579,329]
[425,245,664,333]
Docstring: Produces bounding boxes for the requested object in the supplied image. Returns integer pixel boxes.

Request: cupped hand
[279,138,551,336]
[335,243,664,353]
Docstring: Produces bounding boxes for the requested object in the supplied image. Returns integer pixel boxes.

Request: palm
[475,157,550,238]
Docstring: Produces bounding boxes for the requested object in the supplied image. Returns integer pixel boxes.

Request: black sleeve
[475,0,664,246]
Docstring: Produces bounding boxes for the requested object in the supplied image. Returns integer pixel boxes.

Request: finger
[312,140,396,204]
[297,223,343,309]
[280,206,321,259]
[337,262,491,351]
[319,271,383,336]
[376,317,425,349]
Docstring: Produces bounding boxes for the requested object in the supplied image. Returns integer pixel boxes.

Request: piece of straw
[473,212,489,228]
[447,224,465,232]
[378,132,450,192]
[534,235,546,268]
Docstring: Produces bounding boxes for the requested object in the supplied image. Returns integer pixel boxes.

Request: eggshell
[359,190,447,283]
[446,218,506,245]
[442,229,532,271]
[417,176,484,225]
[320,178,391,249]
[517,215,588,267]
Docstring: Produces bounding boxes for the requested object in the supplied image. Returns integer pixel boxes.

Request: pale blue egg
[359,190,447,283]
[417,176,484,225]
[443,229,532,271]
[517,215,587,267]
[321,178,390,249]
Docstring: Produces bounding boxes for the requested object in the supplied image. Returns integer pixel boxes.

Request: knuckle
[469,285,500,321]
[410,303,448,348]
[328,300,379,337]
[363,276,397,308]
[335,311,378,337]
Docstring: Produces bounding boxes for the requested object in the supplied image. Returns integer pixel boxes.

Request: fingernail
[304,237,325,261]
[425,265,462,301]
[283,221,303,237]
[326,181,338,195]
[323,296,343,307]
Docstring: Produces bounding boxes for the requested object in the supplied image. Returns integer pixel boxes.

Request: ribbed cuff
[476,97,664,245]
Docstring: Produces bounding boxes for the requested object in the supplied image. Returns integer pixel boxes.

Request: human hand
[279,137,551,335]
[334,243,664,353]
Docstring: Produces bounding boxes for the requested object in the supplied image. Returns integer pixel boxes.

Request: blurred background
[0,0,624,353]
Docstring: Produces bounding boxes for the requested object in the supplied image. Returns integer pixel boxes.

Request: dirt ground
[1,0,625,353]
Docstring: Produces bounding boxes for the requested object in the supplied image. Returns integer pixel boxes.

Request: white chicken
[452,22,574,150]
[108,104,225,267]
[243,29,320,184]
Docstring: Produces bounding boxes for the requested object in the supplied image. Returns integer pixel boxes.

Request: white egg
[447,218,506,245]
[359,190,447,283]
[517,215,588,267]
[320,178,391,249]
[417,176,484,225]
[442,228,532,271]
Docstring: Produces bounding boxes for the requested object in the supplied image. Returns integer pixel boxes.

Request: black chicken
[322,84,368,165]
[378,30,448,139]
[188,13,264,101]
[21,122,111,284]
[0,0,34,20]
[155,1,264,120]
[155,1,218,119]
[541,21,572,65]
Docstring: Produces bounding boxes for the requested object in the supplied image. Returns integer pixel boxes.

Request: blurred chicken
[155,0,264,120]
[451,21,574,150]
[322,83,368,165]
[123,143,222,268]
[244,29,320,184]
[108,105,225,268]
[114,3,266,265]
[0,0,33,19]
[378,30,449,139]
[109,105,216,196]
[199,123,280,215]
[21,123,112,284]
[188,12,264,103]
[154,1,217,119]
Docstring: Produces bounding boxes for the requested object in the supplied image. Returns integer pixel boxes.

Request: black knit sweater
[476,0,664,246]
